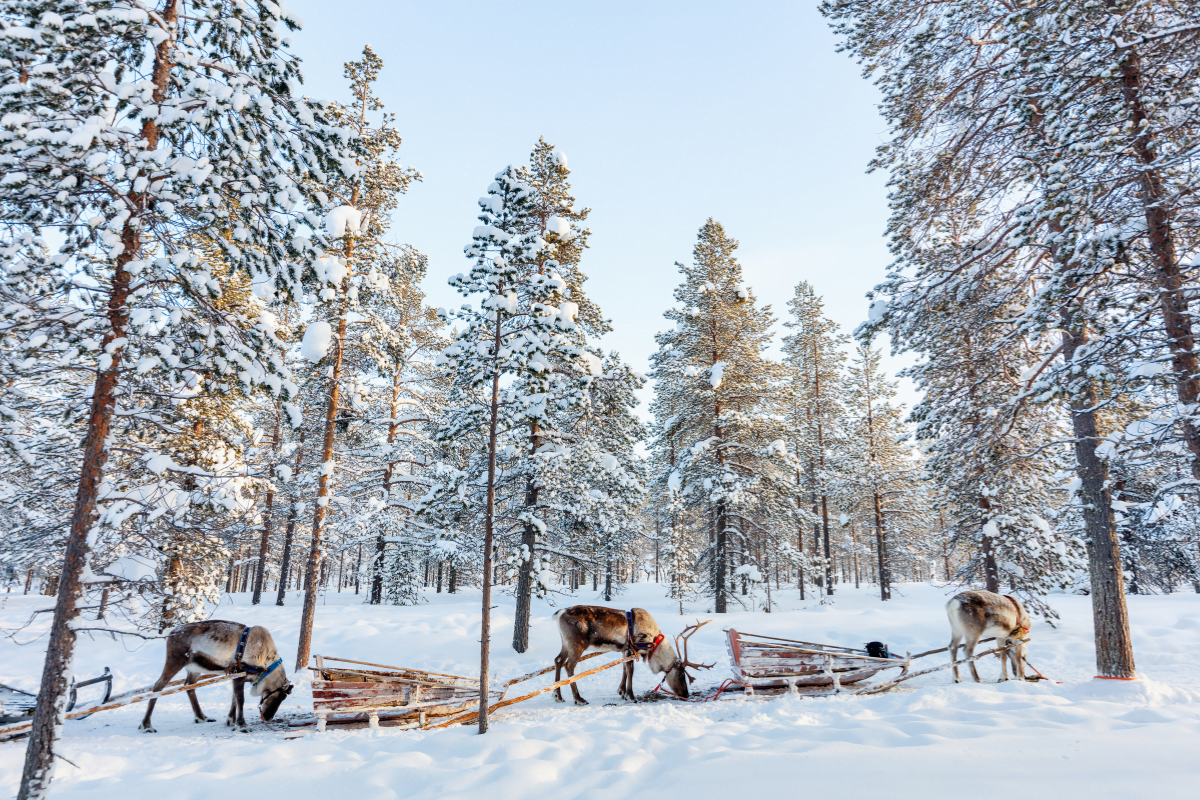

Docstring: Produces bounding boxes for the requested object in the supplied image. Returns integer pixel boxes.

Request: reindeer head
[659,620,714,699]
[252,659,293,721]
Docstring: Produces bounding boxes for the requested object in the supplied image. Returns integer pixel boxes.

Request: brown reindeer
[551,606,712,704]
[946,590,1031,683]
[139,620,293,733]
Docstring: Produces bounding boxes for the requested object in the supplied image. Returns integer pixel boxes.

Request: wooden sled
[310,651,635,732]
[725,629,1032,698]
[726,629,909,696]
[309,655,497,731]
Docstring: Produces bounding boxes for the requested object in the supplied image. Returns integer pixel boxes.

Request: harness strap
[625,610,665,662]
[230,626,252,674]
[230,626,274,680]
[252,658,283,688]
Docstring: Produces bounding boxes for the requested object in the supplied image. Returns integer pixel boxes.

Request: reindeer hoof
[194,716,215,723]
[553,694,565,704]
[225,717,235,727]
[138,724,156,734]
[574,698,589,706]
[235,724,250,733]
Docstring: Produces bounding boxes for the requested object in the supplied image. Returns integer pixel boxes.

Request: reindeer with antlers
[551,606,713,704]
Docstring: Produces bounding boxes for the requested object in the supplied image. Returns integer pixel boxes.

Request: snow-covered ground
[2,581,1198,799]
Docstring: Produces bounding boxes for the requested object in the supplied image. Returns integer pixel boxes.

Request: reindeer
[946,590,1031,683]
[551,606,712,705]
[139,620,293,733]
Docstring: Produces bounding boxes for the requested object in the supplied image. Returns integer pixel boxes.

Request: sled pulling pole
[0,672,246,741]
[429,654,636,729]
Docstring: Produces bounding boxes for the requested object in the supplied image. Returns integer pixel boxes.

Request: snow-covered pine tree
[838,344,924,600]
[293,45,421,670]
[0,4,354,793]
[822,0,1145,672]
[781,281,847,597]
[422,164,588,732]
[508,139,608,651]
[649,220,793,613]
[535,352,647,604]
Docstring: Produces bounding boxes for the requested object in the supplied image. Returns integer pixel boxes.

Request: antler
[675,619,715,671]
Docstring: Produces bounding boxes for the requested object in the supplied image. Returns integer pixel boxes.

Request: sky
[286,0,915,415]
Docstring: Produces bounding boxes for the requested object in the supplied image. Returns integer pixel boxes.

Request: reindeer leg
[567,653,588,706]
[621,657,635,701]
[229,676,249,732]
[998,640,1011,683]
[949,635,962,684]
[140,653,186,733]
[965,635,982,683]
[185,672,215,723]
[553,649,567,703]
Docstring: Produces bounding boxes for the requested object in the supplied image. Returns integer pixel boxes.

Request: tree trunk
[714,500,728,612]
[275,435,305,606]
[980,517,1000,593]
[512,422,542,653]
[1062,306,1136,679]
[478,315,504,735]
[252,418,281,605]
[1116,44,1200,481]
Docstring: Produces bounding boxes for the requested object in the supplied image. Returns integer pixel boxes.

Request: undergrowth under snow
[2,582,1198,799]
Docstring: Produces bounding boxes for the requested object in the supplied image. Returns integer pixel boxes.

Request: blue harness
[231,626,282,688]
[625,610,664,661]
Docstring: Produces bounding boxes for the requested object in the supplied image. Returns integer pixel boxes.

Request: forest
[2,2,1200,798]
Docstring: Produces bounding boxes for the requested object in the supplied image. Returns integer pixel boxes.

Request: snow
[581,352,603,376]
[709,361,726,390]
[101,554,159,582]
[868,298,888,323]
[325,206,363,238]
[546,216,572,239]
[313,255,348,287]
[558,300,579,323]
[2,583,1199,799]
[300,321,333,363]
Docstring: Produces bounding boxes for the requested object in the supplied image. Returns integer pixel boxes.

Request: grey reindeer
[946,590,1031,683]
[139,620,293,733]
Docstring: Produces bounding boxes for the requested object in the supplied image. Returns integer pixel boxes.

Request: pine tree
[649,220,793,613]
[0,3,353,795]
[782,282,847,597]
[840,344,922,600]
[423,164,588,732]
[293,45,422,670]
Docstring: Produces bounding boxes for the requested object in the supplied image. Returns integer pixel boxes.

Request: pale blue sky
[287,0,914,412]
